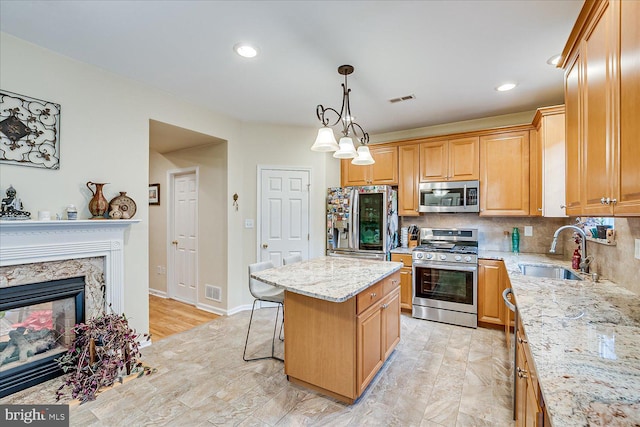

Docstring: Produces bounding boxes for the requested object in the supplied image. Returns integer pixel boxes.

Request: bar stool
[243,261,284,362]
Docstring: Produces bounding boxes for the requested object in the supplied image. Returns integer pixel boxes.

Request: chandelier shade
[312,65,373,164]
[333,137,357,159]
[311,127,339,152]
[351,145,375,165]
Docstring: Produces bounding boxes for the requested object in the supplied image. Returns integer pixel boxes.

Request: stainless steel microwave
[418,180,479,213]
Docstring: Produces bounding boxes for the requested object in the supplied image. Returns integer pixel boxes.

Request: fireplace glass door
[0,277,85,398]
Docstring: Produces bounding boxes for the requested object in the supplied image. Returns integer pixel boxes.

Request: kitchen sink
[518,264,583,281]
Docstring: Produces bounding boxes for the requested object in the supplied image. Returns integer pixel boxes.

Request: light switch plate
[244,219,254,229]
[635,239,640,260]
[524,226,533,237]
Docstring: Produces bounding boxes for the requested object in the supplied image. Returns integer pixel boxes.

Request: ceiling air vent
[389,94,416,104]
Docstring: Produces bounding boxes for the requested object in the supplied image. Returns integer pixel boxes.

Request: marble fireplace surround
[0,220,138,316]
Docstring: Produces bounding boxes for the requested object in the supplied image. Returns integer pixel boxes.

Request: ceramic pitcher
[86,182,109,218]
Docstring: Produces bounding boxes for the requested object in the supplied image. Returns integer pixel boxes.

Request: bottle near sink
[572,248,581,270]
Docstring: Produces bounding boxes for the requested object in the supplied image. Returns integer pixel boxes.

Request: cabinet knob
[381,303,388,309]
[262,243,268,249]
[371,292,377,298]
[172,240,178,245]
[611,198,617,204]
[518,336,528,344]
[560,205,566,209]
[537,208,542,211]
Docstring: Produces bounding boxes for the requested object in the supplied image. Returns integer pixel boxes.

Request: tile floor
[1,310,515,426]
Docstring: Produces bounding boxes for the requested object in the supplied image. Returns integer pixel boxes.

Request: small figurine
[0,185,31,220]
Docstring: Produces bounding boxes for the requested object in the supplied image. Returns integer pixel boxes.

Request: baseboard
[148,289,167,298]
[227,304,254,316]
[195,302,226,316]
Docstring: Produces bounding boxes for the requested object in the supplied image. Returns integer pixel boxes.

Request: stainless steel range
[412,228,478,328]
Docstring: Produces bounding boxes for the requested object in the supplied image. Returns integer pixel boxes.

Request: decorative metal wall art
[0,90,61,169]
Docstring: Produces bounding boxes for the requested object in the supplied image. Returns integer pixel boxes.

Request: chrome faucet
[549,225,589,273]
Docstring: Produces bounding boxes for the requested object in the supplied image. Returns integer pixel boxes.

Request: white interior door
[260,168,310,266]
[171,171,198,304]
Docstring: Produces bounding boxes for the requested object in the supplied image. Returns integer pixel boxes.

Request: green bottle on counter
[512,227,520,253]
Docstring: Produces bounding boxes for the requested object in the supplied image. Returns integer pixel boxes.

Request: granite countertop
[250,256,402,303]
[480,250,640,426]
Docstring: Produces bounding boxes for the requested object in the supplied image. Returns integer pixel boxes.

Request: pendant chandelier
[311,65,374,165]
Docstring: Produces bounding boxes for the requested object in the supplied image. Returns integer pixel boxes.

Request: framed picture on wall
[149,183,160,205]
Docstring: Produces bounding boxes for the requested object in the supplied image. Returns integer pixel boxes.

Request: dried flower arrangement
[55,311,153,403]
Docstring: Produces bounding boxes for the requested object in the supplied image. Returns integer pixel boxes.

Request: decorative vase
[86,182,109,219]
[109,192,137,219]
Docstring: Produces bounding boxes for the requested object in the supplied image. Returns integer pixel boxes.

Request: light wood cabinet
[391,253,413,311]
[478,259,509,326]
[532,106,567,218]
[515,316,547,427]
[561,0,640,216]
[398,144,420,216]
[420,137,479,182]
[479,131,531,216]
[357,285,400,395]
[565,52,582,216]
[284,271,401,404]
[341,146,398,186]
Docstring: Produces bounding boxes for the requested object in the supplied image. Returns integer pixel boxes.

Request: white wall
[1,33,340,330]
[0,33,240,334]
[227,122,340,311]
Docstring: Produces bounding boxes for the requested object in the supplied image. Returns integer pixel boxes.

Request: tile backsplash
[400,214,569,254]
[400,214,640,295]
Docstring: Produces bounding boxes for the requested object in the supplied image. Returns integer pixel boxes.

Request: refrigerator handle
[351,189,358,250]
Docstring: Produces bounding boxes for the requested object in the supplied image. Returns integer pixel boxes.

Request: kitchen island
[251,256,402,404]
[480,251,640,426]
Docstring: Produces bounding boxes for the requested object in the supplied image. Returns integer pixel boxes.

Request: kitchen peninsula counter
[251,256,403,404]
[480,251,640,426]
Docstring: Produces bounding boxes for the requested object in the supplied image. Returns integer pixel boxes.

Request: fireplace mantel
[0,219,140,314]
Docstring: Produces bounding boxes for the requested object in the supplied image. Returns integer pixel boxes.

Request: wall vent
[205,284,222,302]
[389,94,416,103]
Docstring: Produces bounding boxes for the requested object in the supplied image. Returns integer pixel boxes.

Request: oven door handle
[413,262,477,272]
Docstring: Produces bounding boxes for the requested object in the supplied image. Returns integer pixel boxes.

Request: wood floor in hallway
[148,294,220,341]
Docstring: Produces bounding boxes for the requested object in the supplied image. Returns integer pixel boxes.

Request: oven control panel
[412,251,477,264]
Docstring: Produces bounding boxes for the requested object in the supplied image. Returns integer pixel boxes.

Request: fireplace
[0,277,85,397]
[0,219,138,397]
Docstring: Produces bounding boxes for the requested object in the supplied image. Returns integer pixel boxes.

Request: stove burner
[414,243,478,255]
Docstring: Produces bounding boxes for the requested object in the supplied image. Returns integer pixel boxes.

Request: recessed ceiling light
[234,43,258,58]
[546,54,561,66]
[496,82,517,92]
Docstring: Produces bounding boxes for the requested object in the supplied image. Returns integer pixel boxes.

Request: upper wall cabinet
[479,131,530,216]
[561,0,640,216]
[341,146,398,187]
[532,106,567,218]
[398,144,420,216]
[419,137,479,182]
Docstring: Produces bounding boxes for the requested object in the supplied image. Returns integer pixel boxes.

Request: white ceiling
[0,1,583,136]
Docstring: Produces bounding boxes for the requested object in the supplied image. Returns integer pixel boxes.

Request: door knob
[262,243,268,249]
[172,240,178,245]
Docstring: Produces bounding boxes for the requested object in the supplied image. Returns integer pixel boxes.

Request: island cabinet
[398,144,420,216]
[479,130,531,216]
[284,271,401,404]
[515,316,548,427]
[420,136,479,182]
[478,259,509,327]
[390,253,413,311]
[341,146,398,186]
[561,0,640,216]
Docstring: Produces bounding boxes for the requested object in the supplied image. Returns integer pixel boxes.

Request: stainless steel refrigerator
[326,186,398,260]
